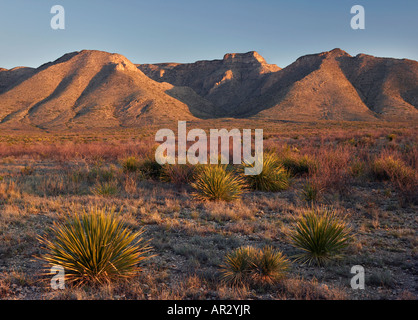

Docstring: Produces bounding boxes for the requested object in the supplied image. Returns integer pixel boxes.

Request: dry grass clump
[279,277,347,300]
[122,156,141,173]
[91,181,119,197]
[201,200,255,221]
[371,153,413,181]
[280,152,317,176]
[372,152,418,204]
[40,175,69,196]
[0,180,21,202]
[37,207,153,286]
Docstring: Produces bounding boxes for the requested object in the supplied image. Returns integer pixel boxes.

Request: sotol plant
[301,179,323,202]
[289,207,353,266]
[37,207,153,286]
[191,165,246,201]
[244,153,291,192]
[220,246,290,286]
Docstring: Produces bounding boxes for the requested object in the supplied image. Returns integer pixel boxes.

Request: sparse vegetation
[0,122,416,300]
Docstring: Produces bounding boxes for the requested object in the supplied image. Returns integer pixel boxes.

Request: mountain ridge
[0,48,417,129]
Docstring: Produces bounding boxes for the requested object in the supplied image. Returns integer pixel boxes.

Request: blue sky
[0,0,417,69]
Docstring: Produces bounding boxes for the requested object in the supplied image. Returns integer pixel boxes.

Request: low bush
[280,154,317,176]
[160,163,199,185]
[122,156,141,173]
[138,158,163,180]
[371,153,417,204]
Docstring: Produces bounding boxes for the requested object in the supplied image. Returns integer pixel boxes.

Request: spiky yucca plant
[289,207,353,266]
[220,246,259,285]
[301,180,323,202]
[251,246,291,285]
[220,246,290,286]
[37,207,153,286]
[191,165,246,201]
[244,153,290,192]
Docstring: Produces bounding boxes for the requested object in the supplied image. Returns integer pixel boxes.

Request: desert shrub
[220,246,290,286]
[37,173,86,196]
[21,165,34,176]
[37,207,153,286]
[309,146,351,193]
[371,153,417,204]
[280,154,317,176]
[91,181,118,197]
[122,156,141,173]
[349,160,366,178]
[139,158,163,179]
[89,166,115,182]
[289,207,353,266]
[191,165,246,201]
[160,163,199,185]
[386,133,396,142]
[244,153,291,192]
[70,169,87,184]
[371,154,414,182]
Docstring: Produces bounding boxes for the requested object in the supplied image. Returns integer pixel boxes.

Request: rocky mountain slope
[138,51,280,116]
[0,49,416,129]
[141,48,418,121]
[0,50,211,129]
